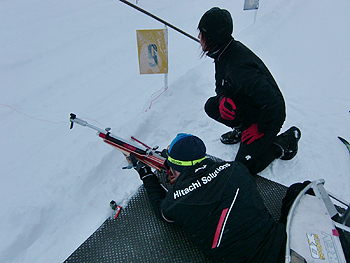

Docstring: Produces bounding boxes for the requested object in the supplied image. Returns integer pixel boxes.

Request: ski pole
[119,0,200,43]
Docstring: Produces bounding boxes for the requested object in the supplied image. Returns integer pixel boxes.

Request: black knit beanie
[198,7,233,45]
[167,133,206,172]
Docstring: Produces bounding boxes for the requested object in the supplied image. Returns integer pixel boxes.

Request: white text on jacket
[173,163,231,200]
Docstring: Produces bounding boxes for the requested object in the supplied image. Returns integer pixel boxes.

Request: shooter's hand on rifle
[126,153,153,180]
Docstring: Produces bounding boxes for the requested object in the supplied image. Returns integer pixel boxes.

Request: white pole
[253,9,258,24]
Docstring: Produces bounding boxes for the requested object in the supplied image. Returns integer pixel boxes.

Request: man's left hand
[127,153,153,180]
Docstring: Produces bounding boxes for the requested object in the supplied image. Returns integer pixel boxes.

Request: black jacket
[143,158,286,262]
[210,38,286,133]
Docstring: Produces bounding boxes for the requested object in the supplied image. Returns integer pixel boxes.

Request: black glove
[129,153,153,180]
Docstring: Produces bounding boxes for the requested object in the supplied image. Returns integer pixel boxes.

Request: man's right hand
[219,96,236,120]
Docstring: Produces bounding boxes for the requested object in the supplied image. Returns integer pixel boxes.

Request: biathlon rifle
[69,113,170,177]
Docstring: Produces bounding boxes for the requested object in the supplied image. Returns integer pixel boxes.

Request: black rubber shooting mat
[64,174,288,263]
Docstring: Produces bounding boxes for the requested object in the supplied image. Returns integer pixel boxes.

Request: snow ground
[0,0,349,262]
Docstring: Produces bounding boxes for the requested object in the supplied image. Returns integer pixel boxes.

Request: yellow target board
[136,29,168,74]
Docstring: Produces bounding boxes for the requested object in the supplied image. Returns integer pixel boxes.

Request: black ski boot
[220,129,242,145]
[274,126,301,160]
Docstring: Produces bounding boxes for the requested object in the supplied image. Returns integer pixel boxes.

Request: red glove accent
[241,124,264,145]
[219,96,236,120]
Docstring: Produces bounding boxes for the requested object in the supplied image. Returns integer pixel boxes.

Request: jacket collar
[174,158,214,184]
[207,37,234,61]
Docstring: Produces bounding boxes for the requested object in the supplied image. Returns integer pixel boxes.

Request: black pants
[205,96,282,175]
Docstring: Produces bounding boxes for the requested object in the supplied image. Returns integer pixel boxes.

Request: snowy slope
[0,0,350,262]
